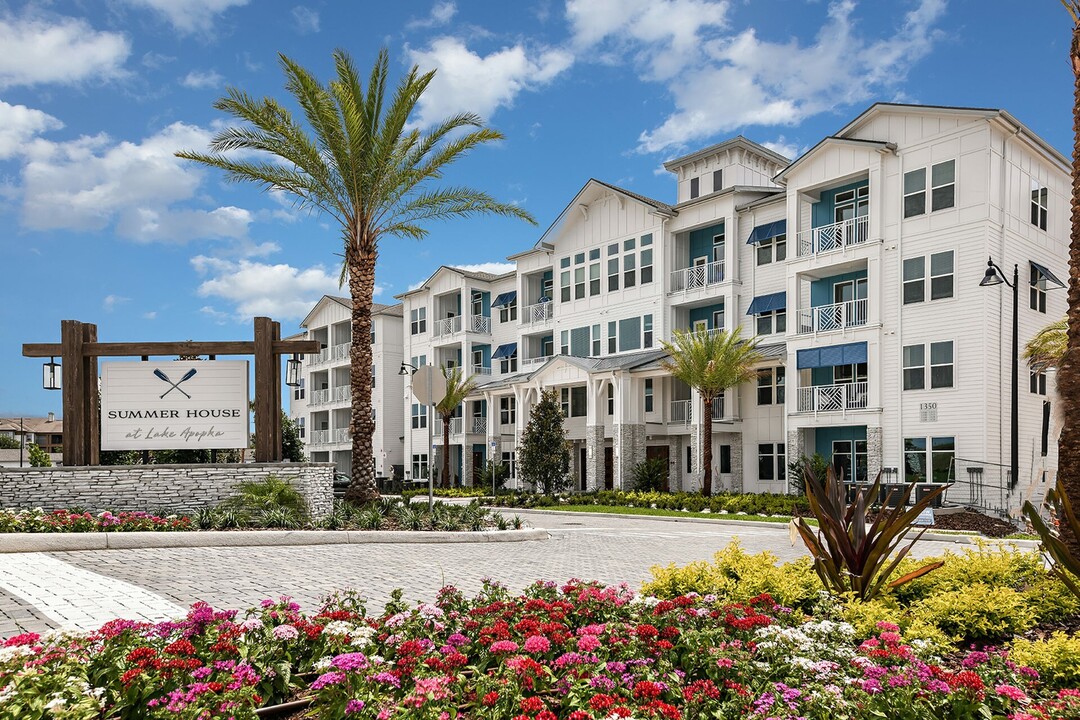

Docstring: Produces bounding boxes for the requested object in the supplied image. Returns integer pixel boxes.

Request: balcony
[310,429,330,445]
[309,347,331,367]
[522,355,552,368]
[432,315,491,338]
[797,299,868,334]
[332,428,351,443]
[471,364,491,376]
[332,386,350,402]
[669,400,691,425]
[310,389,331,406]
[449,417,487,435]
[797,382,869,413]
[522,302,553,325]
[331,342,351,362]
[669,261,724,293]
[796,216,869,258]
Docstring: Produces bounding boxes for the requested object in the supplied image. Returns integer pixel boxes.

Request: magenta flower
[345,699,365,714]
[995,684,1028,702]
[524,635,551,654]
[489,640,519,654]
[577,634,601,652]
[310,671,346,690]
[332,653,370,672]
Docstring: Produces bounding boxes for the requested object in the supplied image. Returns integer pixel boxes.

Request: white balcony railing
[669,400,692,425]
[449,417,463,435]
[682,327,724,339]
[711,396,725,421]
[471,417,487,434]
[669,261,725,293]
[331,342,351,361]
[522,302,554,325]
[796,215,869,257]
[433,315,462,337]
[433,315,491,337]
[469,315,491,334]
[797,381,869,412]
[471,365,492,376]
[310,429,330,445]
[332,428,351,443]
[309,347,331,366]
[522,356,551,368]
[332,386,350,402]
[310,389,331,406]
[797,298,868,334]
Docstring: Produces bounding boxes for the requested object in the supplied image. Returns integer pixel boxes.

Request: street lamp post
[979,257,1019,491]
[400,361,441,511]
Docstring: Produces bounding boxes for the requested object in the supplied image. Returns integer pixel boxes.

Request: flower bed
[3,579,1079,719]
[0,509,193,533]
[490,490,811,517]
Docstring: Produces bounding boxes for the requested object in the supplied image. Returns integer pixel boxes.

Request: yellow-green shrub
[1023,574,1080,624]
[912,584,1036,641]
[888,544,1044,604]
[841,597,952,651]
[644,540,821,610]
[1010,632,1080,688]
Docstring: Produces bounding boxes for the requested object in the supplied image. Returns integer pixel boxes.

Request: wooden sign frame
[23,317,321,465]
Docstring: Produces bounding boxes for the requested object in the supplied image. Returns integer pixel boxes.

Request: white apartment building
[290,297,405,478]
[300,103,1068,518]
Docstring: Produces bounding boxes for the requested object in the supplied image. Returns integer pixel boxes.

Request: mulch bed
[924,511,1018,538]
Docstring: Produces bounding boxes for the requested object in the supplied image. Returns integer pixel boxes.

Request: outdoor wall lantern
[42,356,61,390]
[285,353,301,388]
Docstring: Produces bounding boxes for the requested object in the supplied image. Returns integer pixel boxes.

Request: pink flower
[577,634,601,652]
[524,635,551,654]
[996,684,1028,702]
[489,640,519,654]
[310,671,346,690]
[345,700,365,714]
[272,624,299,640]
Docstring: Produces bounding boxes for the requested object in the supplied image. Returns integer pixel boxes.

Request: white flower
[45,696,66,710]
[322,621,355,637]
[314,656,333,670]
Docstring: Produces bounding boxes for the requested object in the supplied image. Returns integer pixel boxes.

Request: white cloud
[18,121,256,243]
[407,37,572,127]
[407,1,457,30]
[291,6,320,34]
[761,137,802,161]
[142,311,158,320]
[192,255,342,321]
[408,279,427,291]
[142,51,175,69]
[103,294,129,311]
[180,70,224,89]
[0,13,130,89]
[452,261,516,275]
[0,101,63,159]
[120,0,250,34]
[374,284,386,298]
[633,0,947,153]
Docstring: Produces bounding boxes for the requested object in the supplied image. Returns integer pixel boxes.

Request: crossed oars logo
[154,368,197,399]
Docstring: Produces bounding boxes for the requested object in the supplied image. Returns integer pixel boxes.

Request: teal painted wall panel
[814,425,868,457]
[809,269,869,306]
[688,303,726,329]
[688,221,725,262]
[811,179,868,229]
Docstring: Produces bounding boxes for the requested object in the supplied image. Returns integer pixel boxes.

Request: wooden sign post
[23,317,321,465]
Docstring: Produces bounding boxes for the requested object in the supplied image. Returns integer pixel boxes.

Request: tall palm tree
[1025,318,1067,370]
[176,50,535,504]
[435,365,477,489]
[661,328,763,497]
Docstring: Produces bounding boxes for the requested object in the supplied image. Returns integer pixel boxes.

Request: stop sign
[411,365,448,407]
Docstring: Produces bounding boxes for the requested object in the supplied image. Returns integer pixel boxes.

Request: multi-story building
[0,414,64,456]
[290,297,405,478]
[304,102,1067,518]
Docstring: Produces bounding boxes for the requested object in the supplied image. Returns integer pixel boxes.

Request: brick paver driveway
[0,510,969,638]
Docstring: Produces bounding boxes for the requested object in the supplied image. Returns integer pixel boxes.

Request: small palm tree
[435,365,478,489]
[176,49,535,505]
[661,328,763,496]
[1025,318,1067,370]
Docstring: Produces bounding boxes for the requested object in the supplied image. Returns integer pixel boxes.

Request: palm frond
[1024,318,1067,370]
[659,327,764,400]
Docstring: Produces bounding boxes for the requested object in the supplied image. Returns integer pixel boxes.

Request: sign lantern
[42,357,61,390]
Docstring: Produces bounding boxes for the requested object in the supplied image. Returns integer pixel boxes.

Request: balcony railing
[310,429,330,445]
[797,298,868,334]
[711,396,725,421]
[797,381,869,412]
[682,327,724,339]
[471,417,487,434]
[331,342,351,361]
[522,302,553,325]
[332,386,350,402]
[670,399,691,425]
[522,356,552,368]
[433,315,491,337]
[669,261,724,293]
[309,347,331,366]
[449,417,462,435]
[332,428,351,443]
[471,365,492,376]
[310,389,331,406]
[796,215,869,257]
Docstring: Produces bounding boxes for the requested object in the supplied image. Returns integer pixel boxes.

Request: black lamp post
[979,257,1018,489]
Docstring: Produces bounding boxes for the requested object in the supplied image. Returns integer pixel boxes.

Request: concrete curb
[496,507,1041,549]
[0,528,549,553]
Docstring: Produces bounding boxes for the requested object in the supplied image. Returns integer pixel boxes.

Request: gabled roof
[663,135,791,172]
[393,265,516,300]
[300,296,402,327]
[0,417,63,433]
[773,137,895,184]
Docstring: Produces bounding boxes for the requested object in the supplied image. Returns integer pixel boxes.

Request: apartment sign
[100,361,250,450]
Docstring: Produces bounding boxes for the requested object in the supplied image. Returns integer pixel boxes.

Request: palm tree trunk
[442,414,451,489]
[702,393,713,497]
[343,245,378,505]
[1059,20,1080,554]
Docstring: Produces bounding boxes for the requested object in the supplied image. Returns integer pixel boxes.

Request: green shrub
[888,544,1044,604]
[218,475,309,527]
[27,443,51,467]
[630,458,668,492]
[1010,632,1080,689]
[912,584,1036,641]
[644,540,821,611]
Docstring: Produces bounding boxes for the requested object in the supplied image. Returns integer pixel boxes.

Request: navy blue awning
[491,291,517,308]
[491,343,517,360]
[1030,261,1065,290]
[746,219,787,245]
[746,292,787,315]
[797,342,867,369]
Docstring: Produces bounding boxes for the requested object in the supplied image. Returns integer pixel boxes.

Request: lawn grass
[541,504,811,525]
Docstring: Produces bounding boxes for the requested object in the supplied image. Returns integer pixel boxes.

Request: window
[608,258,620,292]
[644,378,654,413]
[294,378,305,400]
[690,177,699,199]
[501,451,517,479]
[712,307,725,331]
[755,235,786,265]
[471,290,483,317]
[561,387,587,417]
[712,230,725,264]
[758,443,785,481]
[574,252,585,265]
[719,445,731,474]
[929,251,954,300]
[607,242,619,256]
[641,248,653,284]
[560,330,569,356]
[607,383,614,415]
[560,388,569,417]
[905,436,955,483]
[411,453,429,480]
[833,363,868,385]
[592,324,601,356]
[757,367,785,405]
[903,256,925,304]
[500,352,517,374]
[756,309,786,336]
[499,298,518,323]
[574,267,586,299]
[589,262,601,296]
[370,326,375,344]
[643,314,653,349]
[930,341,954,389]
[296,417,305,439]
[589,248,600,261]
[411,403,427,429]
[686,445,693,474]
[1030,265,1047,313]
[713,169,723,193]
[410,307,427,334]
[608,322,617,354]
[904,160,955,218]
[1031,179,1049,231]
[1031,369,1047,396]
[560,261,571,302]
[500,397,516,425]
[623,253,636,288]
[902,344,925,390]
[624,237,635,252]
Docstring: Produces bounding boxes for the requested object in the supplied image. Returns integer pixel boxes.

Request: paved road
[0,510,968,638]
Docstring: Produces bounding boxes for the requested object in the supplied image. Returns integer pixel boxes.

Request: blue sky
[0,0,1073,417]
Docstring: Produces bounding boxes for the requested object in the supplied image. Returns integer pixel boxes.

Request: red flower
[521,696,546,713]
[590,694,616,712]
[537,712,557,720]
[164,639,196,656]
[634,681,664,700]
[482,691,500,707]
[120,668,142,684]
[636,624,659,639]
[569,712,590,720]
